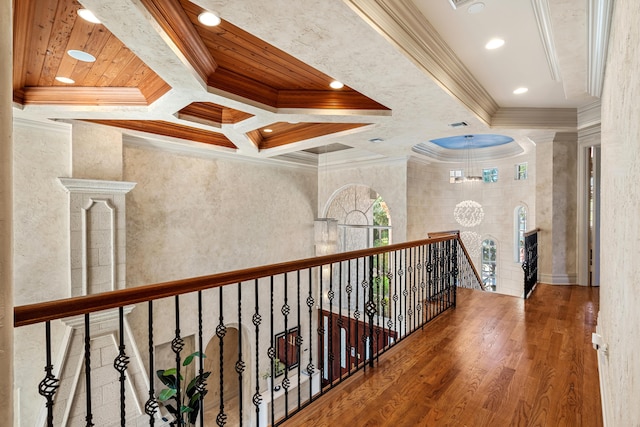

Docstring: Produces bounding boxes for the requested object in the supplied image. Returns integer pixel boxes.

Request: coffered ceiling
[12,0,610,164]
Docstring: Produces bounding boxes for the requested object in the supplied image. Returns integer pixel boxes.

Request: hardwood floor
[280,284,602,427]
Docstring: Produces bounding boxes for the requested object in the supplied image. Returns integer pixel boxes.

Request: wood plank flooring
[281,284,602,427]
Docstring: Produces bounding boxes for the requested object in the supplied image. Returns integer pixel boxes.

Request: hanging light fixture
[454,200,484,227]
[453,135,484,228]
[462,135,482,182]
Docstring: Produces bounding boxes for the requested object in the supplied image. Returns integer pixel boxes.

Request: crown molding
[58,178,136,194]
[411,141,523,163]
[12,116,71,134]
[588,0,614,97]
[577,100,601,130]
[123,135,316,171]
[491,108,577,131]
[578,124,601,145]
[530,0,562,82]
[345,0,498,126]
[323,152,407,171]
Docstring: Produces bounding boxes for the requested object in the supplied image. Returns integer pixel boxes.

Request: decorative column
[49,178,152,425]
[0,0,14,422]
[59,178,135,295]
[535,132,578,284]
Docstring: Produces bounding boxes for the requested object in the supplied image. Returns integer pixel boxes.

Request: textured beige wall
[71,121,123,181]
[124,144,318,285]
[13,119,72,427]
[599,0,640,424]
[407,150,536,297]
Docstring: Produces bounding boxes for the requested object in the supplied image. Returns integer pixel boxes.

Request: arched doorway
[202,326,251,426]
[319,185,393,385]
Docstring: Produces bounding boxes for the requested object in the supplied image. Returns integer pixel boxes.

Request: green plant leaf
[156,369,177,389]
[183,351,206,366]
[181,405,194,413]
[158,388,177,401]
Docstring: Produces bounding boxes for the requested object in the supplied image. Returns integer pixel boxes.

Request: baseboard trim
[538,273,577,285]
[595,321,611,426]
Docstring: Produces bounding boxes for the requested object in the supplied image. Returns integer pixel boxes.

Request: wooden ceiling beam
[139,0,218,82]
[87,119,237,149]
[277,90,390,111]
[259,123,369,150]
[22,87,148,105]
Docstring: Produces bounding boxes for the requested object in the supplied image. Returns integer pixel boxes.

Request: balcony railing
[14,233,483,426]
[522,228,540,299]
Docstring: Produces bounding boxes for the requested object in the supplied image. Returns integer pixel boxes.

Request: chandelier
[454,200,484,228]
[454,135,483,183]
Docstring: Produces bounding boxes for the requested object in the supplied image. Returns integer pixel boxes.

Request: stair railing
[15,233,476,426]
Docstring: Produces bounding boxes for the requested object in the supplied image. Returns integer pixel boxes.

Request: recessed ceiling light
[55,76,75,84]
[369,138,384,143]
[67,49,96,62]
[198,11,221,26]
[513,87,529,95]
[467,2,485,14]
[77,9,101,24]
[485,38,505,50]
[330,80,344,89]
[263,128,273,133]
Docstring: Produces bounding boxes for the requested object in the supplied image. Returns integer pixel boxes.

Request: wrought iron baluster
[198,291,205,427]
[418,245,425,329]
[39,321,60,427]
[346,259,353,375]
[338,260,343,382]
[381,251,389,351]
[114,306,130,426]
[236,283,244,427]
[84,313,94,426]
[296,270,302,409]
[366,255,375,368]
[318,266,324,395]
[384,250,394,344]
[145,301,158,425]
[172,295,184,427]
[452,239,458,307]
[270,276,275,427]
[252,279,261,423]
[393,250,398,340]
[401,249,407,339]
[354,258,360,373]
[408,247,414,334]
[306,268,315,402]
[327,263,334,384]
[217,287,227,426]
[374,253,380,363]
[282,273,290,418]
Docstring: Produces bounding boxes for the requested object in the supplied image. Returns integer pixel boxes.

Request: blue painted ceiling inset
[429,134,514,150]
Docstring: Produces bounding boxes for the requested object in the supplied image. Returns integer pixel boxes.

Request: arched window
[515,206,527,263]
[481,239,497,292]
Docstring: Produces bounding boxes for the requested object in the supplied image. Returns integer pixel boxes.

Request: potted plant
[157,351,211,426]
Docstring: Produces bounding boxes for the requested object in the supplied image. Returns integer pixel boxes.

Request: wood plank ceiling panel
[248,122,370,150]
[87,120,237,149]
[13,0,170,106]
[178,102,254,126]
[175,0,389,111]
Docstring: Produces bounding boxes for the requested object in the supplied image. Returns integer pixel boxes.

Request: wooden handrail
[14,235,456,327]
[455,236,484,289]
[429,230,483,289]
[524,228,541,238]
